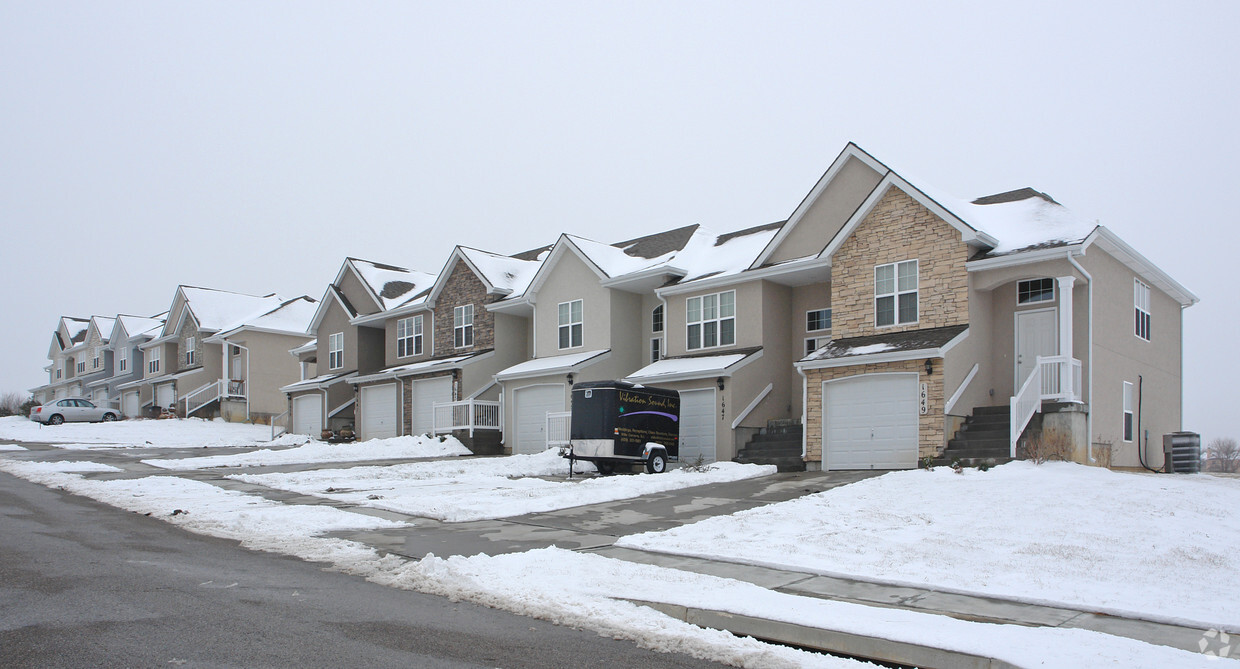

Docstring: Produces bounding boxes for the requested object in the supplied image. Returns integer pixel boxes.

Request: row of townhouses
[32,144,1197,471]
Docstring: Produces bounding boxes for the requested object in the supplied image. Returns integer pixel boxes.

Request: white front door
[410,376,453,436]
[1015,308,1058,391]
[292,394,323,436]
[677,388,717,464]
[823,373,919,470]
[359,384,398,441]
[514,384,565,454]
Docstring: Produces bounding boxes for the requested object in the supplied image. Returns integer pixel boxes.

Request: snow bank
[234,450,775,522]
[0,443,27,451]
[3,460,121,473]
[0,415,287,448]
[619,461,1240,632]
[143,434,470,470]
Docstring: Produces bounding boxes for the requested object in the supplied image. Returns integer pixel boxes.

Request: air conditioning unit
[1162,432,1200,474]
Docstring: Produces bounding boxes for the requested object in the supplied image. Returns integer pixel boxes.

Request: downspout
[1066,251,1093,462]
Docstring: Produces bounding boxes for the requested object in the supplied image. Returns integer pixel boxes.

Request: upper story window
[1018,278,1055,304]
[875,260,918,327]
[92,347,101,369]
[328,332,344,370]
[185,337,196,366]
[807,308,831,333]
[118,347,128,373]
[77,361,85,373]
[805,337,827,357]
[651,337,663,363]
[558,300,583,349]
[454,305,474,348]
[56,364,62,379]
[1134,279,1151,341]
[687,291,736,350]
[397,315,423,358]
[1122,381,1134,442]
[148,348,161,374]
[652,305,664,333]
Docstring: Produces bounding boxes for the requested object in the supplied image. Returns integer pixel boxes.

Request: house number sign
[919,383,928,415]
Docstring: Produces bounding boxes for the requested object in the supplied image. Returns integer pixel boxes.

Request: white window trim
[652,305,664,334]
[186,336,196,366]
[1134,279,1151,342]
[805,336,826,357]
[686,290,737,351]
[328,332,344,370]
[806,308,832,333]
[1122,381,1134,443]
[650,336,663,364]
[558,299,583,350]
[148,348,161,374]
[454,305,474,349]
[396,316,422,358]
[1017,278,1055,305]
[92,347,101,369]
[118,346,128,373]
[874,259,919,328]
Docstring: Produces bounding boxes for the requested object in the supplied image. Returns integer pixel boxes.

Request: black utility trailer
[564,381,680,474]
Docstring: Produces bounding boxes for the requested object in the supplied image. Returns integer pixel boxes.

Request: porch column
[1057,276,1075,398]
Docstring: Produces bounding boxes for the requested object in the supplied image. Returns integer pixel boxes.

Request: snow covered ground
[618,461,1240,632]
[1,456,1221,668]
[0,443,27,451]
[0,415,287,448]
[143,434,472,469]
[233,450,776,522]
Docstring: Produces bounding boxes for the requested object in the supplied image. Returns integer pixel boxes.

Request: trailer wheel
[595,460,615,475]
[645,451,667,474]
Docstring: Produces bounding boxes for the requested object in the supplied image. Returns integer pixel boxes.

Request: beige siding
[317,301,355,373]
[338,270,379,316]
[534,252,610,356]
[664,280,763,358]
[766,156,883,265]
[225,332,313,416]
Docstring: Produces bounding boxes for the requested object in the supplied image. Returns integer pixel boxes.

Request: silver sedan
[29,398,119,425]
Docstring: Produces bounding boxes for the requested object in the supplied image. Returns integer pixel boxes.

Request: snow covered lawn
[0,444,27,451]
[618,461,1240,632]
[233,450,776,522]
[143,434,471,469]
[0,415,285,448]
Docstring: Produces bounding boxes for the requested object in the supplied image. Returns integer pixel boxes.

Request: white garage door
[823,373,919,470]
[292,394,323,437]
[156,384,175,409]
[93,388,109,405]
[359,384,398,441]
[677,388,717,464]
[514,384,564,455]
[123,391,140,418]
[410,376,453,436]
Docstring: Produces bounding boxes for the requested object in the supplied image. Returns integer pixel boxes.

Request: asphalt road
[0,471,721,669]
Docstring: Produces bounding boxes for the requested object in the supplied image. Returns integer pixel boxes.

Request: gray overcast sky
[2,1,1235,443]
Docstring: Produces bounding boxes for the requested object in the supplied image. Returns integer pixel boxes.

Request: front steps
[735,420,806,472]
[934,405,1013,467]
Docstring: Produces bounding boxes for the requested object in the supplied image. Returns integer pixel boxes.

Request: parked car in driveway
[29,398,119,425]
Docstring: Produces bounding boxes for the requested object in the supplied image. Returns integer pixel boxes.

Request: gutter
[1066,250,1094,462]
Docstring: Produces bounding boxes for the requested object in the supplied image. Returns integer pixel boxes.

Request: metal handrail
[183,380,221,417]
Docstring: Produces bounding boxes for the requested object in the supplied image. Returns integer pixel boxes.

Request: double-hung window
[118,347,127,373]
[686,291,736,350]
[328,332,344,370]
[397,315,422,357]
[652,305,664,334]
[875,260,918,327]
[92,347,101,370]
[650,337,663,363]
[1134,279,1151,341]
[185,337,196,366]
[454,305,474,348]
[56,364,62,380]
[77,361,85,373]
[1122,381,1134,442]
[148,348,161,374]
[805,308,832,357]
[558,300,583,349]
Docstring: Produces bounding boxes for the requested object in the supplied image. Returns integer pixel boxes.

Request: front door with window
[1015,308,1057,392]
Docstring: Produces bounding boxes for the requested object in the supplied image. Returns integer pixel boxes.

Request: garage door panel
[514,385,564,455]
[360,384,398,441]
[292,395,322,436]
[411,377,453,436]
[823,374,918,471]
[678,388,716,464]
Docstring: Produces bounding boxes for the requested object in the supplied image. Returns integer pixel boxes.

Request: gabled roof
[59,317,90,345]
[166,286,286,335]
[87,316,116,344]
[427,245,547,305]
[347,257,437,312]
[210,296,319,340]
[113,313,167,343]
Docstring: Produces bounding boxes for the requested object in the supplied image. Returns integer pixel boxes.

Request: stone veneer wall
[178,319,201,371]
[830,187,969,339]
[433,262,495,355]
[804,358,945,462]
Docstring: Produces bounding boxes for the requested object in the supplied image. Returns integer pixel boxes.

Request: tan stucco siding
[338,270,379,316]
[830,186,969,339]
[663,280,763,358]
[535,252,610,356]
[226,332,313,415]
[803,359,945,462]
[382,310,433,368]
[317,301,355,374]
[789,282,832,416]
[766,156,883,265]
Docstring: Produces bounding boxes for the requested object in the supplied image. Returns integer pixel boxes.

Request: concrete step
[734,455,806,472]
[972,405,1012,416]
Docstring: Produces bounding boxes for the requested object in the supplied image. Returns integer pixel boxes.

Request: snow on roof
[351,353,480,384]
[118,314,167,339]
[919,184,1098,256]
[460,247,545,296]
[670,223,783,284]
[289,339,317,356]
[494,349,609,380]
[566,235,674,278]
[223,296,318,335]
[89,316,116,342]
[625,352,751,382]
[350,259,437,311]
[180,286,286,332]
[61,317,89,343]
[279,371,356,393]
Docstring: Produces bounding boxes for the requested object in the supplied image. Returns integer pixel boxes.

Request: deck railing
[432,400,501,436]
[546,411,571,449]
[271,410,289,440]
[1011,355,1084,456]
[183,380,220,417]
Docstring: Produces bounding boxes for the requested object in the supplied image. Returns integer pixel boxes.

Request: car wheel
[102,413,117,422]
[48,414,64,425]
[595,460,615,475]
[646,451,667,474]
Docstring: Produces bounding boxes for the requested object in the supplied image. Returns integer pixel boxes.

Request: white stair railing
[432,400,501,436]
[546,411,571,449]
[271,410,289,440]
[1010,359,1044,458]
[183,380,221,417]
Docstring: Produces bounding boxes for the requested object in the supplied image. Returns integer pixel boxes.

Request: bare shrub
[1206,437,1240,473]
[1092,436,1115,469]
[0,391,28,417]
[1021,428,1074,464]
